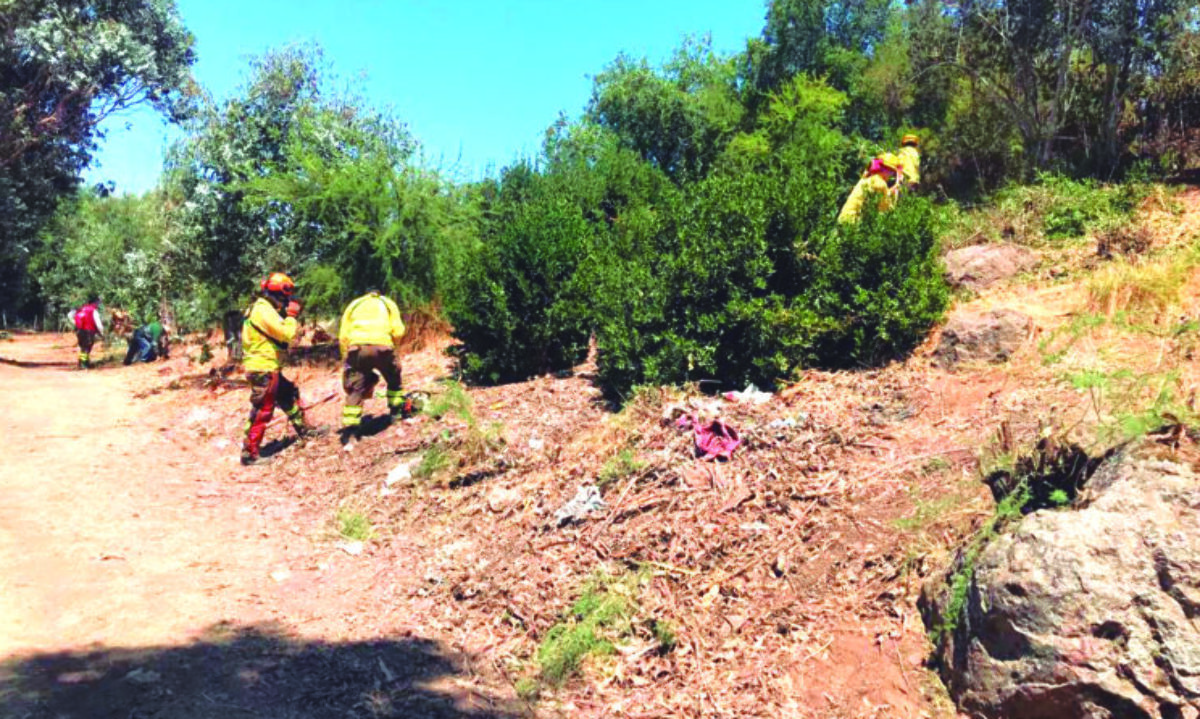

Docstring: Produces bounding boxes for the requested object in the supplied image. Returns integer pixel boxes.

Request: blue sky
[85,0,767,194]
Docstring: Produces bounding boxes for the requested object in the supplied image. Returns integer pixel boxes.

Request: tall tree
[0,0,196,313]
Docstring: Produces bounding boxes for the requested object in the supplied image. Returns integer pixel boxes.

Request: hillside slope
[3,186,1197,719]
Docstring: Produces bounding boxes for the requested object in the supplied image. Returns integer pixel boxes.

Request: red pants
[242,371,304,458]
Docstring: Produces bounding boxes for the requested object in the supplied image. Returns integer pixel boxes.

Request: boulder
[945,244,1038,290]
[936,309,1032,367]
[921,441,1200,719]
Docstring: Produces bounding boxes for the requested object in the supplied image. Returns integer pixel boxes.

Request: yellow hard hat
[901,133,920,147]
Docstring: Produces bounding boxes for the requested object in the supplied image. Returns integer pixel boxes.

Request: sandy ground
[0,335,515,719]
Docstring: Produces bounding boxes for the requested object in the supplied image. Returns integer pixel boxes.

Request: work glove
[286,300,302,318]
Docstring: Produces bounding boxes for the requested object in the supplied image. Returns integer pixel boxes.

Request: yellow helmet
[901,133,920,147]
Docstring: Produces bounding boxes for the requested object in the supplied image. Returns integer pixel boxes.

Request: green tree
[587,36,745,183]
[0,0,196,314]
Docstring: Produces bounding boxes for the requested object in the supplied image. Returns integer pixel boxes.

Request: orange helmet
[261,272,295,296]
[901,133,920,147]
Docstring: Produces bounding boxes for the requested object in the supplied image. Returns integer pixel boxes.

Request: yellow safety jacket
[898,146,921,186]
[338,291,406,358]
[837,173,894,224]
[242,297,298,373]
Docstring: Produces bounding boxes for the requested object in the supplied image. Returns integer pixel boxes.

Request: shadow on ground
[0,622,522,719]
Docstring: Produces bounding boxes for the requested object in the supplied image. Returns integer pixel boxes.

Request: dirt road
[0,334,513,718]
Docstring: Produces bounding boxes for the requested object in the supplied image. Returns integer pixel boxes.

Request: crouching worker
[338,289,411,447]
[72,295,104,369]
[240,272,325,466]
[837,134,920,224]
[123,320,170,365]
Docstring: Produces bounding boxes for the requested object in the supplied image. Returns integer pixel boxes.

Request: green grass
[597,447,647,488]
[939,174,1154,250]
[922,456,951,474]
[534,572,640,686]
[335,508,375,542]
[412,444,452,480]
[651,620,677,653]
[893,492,969,532]
[514,676,540,702]
[423,380,473,422]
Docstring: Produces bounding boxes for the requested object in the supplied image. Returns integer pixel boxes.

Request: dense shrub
[449,182,593,384]
[590,179,948,398]
[797,197,948,366]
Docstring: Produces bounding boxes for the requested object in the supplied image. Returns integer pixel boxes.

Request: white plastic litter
[723,383,773,405]
[554,484,607,526]
[385,461,412,487]
[337,540,364,556]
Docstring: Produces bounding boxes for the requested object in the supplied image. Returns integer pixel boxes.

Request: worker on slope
[337,289,413,447]
[836,133,921,224]
[123,319,170,365]
[71,295,104,369]
[240,272,325,466]
[897,133,921,188]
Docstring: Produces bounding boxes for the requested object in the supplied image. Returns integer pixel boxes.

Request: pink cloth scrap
[677,414,741,461]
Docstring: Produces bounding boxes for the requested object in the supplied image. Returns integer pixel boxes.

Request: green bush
[589,139,946,398]
[450,75,947,398]
[798,197,948,366]
[449,173,593,384]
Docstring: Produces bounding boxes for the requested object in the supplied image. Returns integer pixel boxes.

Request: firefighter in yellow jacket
[337,289,410,446]
[240,272,324,466]
[837,134,921,224]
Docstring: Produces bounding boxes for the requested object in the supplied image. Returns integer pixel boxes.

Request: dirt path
[0,335,514,718]
[0,348,280,655]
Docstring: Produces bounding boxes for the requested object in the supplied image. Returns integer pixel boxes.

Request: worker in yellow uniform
[240,272,325,466]
[837,134,921,224]
[337,289,412,447]
[897,133,921,188]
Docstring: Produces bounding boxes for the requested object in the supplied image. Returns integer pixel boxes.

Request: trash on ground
[554,483,607,526]
[723,383,773,405]
[681,415,741,461]
[385,461,412,487]
[337,540,364,556]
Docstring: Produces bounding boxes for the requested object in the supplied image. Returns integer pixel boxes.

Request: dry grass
[1087,249,1197,324]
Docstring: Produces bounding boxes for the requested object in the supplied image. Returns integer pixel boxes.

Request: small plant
[932,431,1102,644]
[922,456,951,474]
[514,676,540,702]
[651,619,677,654]
[536,572,640,685]
[412,444,451,481]
[335,508,375,542]
[597,447,647,487]
[423,380,473,422]
[893,491,970,532]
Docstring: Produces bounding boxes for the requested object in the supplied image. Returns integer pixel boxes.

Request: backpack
[74,304,97,332]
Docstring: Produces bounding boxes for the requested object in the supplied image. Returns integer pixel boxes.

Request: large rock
[921,442,1200,719]
[945,244,1038,290]
[936,309,1032,367]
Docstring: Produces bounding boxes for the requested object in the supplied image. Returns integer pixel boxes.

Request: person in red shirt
[72,295,104,369]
